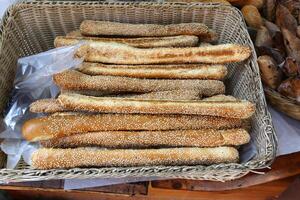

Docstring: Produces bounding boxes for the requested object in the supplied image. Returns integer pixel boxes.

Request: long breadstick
[54,35,200,48]
[53,70,225,96]
[80,20,216,41]
[77,62,227,79]
[75,42,251,64]
[30,90,202,113]
[128,90,202,100]
[58,93,255,118]
[29,94,237,114]
[30,99,65,113]
[31,147,239,169]
[40,129,250,148]
[22,113,244,141]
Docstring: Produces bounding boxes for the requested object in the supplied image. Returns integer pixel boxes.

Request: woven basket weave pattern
[264,87,300,120]
[0,1,277,182]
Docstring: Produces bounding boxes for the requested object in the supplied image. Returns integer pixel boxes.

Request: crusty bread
[30,94,239,114]
[75,42,251,64]
[77,62,227,79]
[31,147,239,169]
[80,20,216,41]
[30,99,66,113]
[61,89,111,97]
[54,35,200,48]
[40,129,250,148]
[30,90,202,113]
[128,90,202,100]
[22,113,243,141]
[58,93,255,118]
[53,70,225,96]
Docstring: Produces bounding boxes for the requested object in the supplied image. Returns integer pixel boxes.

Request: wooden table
[2,152,300,200]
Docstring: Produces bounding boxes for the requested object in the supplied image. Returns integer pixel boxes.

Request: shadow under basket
[0,1,277,182]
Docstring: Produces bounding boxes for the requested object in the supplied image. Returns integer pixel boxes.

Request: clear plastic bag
[0,44,83,169]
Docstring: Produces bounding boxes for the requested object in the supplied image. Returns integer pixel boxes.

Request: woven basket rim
[0,0,278,182]
[264,86,300,105]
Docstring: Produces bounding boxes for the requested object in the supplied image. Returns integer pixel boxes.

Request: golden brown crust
[58,93,255,118]
[22,113,243,141]
[129,90,202,100]
[75,42,251,64]
[79,20,216,41]
[61,89,111,97]
[40,129,250,148]
[31,147,239,169]
[30,94,239,114]
[30,90,202,113]
[54,35,199,48]
[30,99,66,113]
[77,62,227,79]
[53,70,225,96]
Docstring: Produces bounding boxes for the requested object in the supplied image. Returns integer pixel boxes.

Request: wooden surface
[6,176,295,200]
[277,176,300,200]
[1,181,148,195]
[148,177,295,200]
[152,152,300,191]
[0,180,149,196]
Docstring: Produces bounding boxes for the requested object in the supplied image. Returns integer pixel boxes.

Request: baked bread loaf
[31,147,239,169]
[22,113,244,141]
[77,62,227,79]
[29,94,239,114]
[53,70,225,96]
[127,90,202,100]
[40,128,250,148]
[80,20,216,41]
[75,42,251,64]
[57,93,255,118]
[54,35,200,48]
[30,90,203,113]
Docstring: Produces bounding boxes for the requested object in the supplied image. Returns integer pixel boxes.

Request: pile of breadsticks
[22,20,255,170]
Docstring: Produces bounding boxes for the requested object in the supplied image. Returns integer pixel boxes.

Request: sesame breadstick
[80,20,216,41]
[22,113,244,141]
[30,94,239,114]
[75,42,251,64]
[53,70,225,96]
[54,35,200,48]
[31,147,239,169]
[77,62,227,79]
[58,93,255,119]
[30,99,66,113]
[128,89,202,100]
[69,89,203,100]
[40,129,250,148]
[30,90,202,113]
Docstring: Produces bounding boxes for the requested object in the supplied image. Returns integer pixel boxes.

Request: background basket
[0,1,277,182]
[264,87,300,120]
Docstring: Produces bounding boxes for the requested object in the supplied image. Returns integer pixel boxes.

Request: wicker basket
[0,1,277,183]
[264,87,300,120]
